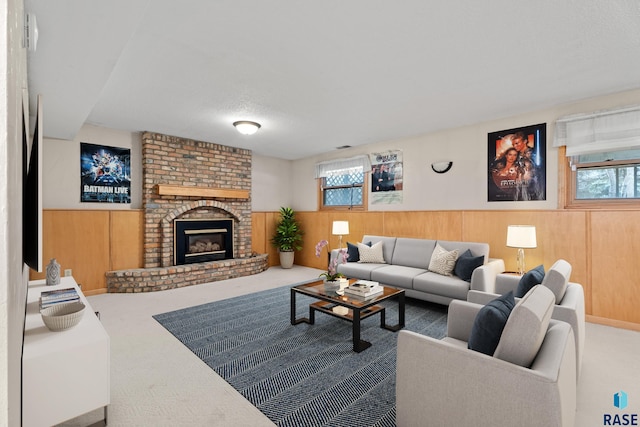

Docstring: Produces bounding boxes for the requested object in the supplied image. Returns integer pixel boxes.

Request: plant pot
[323,280,341,292]
[279,250,295,269]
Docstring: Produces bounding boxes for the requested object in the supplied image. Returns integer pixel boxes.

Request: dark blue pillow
[468,291,515,356]
[454,249,485,282]
[515,265,546,298]
[346,241,371,262]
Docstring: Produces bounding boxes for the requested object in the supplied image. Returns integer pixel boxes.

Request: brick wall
[105,131,267,293]
[141,132,253,268]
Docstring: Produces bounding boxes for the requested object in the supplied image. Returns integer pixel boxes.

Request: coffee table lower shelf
[290,283,405,353]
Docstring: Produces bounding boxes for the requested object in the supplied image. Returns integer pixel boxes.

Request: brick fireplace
[106,132,268,292]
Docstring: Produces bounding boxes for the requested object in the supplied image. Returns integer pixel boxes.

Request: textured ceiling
[25,0,640,160]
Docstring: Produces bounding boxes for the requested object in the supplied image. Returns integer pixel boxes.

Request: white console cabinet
[23,277,110,426]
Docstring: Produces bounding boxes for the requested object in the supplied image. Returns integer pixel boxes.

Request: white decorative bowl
[41,301,86,331]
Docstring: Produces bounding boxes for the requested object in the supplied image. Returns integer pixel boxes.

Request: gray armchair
[467,259,585,379]
[396,285,576,427]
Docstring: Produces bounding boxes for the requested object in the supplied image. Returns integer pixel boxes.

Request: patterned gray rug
[153,280,447,427]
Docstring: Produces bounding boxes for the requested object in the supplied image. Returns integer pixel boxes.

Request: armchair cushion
[515,264,545,297]
[541,259,572,304]
[468,291,515,355]
[454,249,485,282]
[494,285,554,367]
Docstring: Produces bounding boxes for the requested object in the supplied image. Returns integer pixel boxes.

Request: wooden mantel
[156,184,249,199]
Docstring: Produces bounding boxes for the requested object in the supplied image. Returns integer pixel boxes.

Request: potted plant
[271,207,304,268]
[315,240,348,290]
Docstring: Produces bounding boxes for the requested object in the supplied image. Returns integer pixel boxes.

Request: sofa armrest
[446,300,483,342]
[469,258,506,293]
[495,273,521,294]
[329,248,347,266]
[555,282,586,373]
[396,326,575,427]
[466,289,502,305]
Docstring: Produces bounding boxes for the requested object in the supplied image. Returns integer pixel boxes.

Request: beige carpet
[57,266,640,427]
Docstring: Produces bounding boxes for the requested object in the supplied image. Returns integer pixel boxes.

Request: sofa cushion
[347,241,370,262]
[337,261,385,280]
[494,285,555,367]
[428,244,459,276]
[390,238,436,269]
[468,291,515,356]
[515,265,545,297]
[362,235,397,263]
[358,241,385,263]
[370,265,427,289]
[413,272,471,300]
[540,259,571,304]
[454,249,485,282]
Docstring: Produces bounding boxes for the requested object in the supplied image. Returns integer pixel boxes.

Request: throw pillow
[428,243,459,276]
[454,249,485,282]
[347,241,371,262]
[357,241,385,263]
[515,265,546,298]
[468,291,516,356]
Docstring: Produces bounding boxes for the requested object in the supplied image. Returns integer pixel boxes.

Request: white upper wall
[251,154,293,211]
[42,125,142,209]
[292,88,640,211]
[41,88,640,213]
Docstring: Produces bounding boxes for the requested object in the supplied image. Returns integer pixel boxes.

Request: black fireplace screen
[174,219,233,265]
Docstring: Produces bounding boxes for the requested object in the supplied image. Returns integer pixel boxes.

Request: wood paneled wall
[254,209,640,327]
[32,209,640,327]
[29,210,143,295]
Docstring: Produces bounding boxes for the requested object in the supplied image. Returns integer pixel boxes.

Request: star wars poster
[370,150,403,204]
[80,142,131,203]
[488,123,546,202]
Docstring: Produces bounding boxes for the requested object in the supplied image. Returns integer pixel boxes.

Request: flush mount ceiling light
[233,121,261,135]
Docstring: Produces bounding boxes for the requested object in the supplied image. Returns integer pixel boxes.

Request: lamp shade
[506,225,537,248]
[332,221,349,236]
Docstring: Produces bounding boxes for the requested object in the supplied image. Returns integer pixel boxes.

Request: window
[555,104,640,207]
[315,156,369,210]
[570,149,640,203]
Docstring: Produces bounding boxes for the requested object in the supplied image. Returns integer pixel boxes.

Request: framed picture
[80,142,131,203]
[488,123,546,202]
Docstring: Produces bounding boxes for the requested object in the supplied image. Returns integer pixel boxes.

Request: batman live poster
[488,123,546,202]
[370,150,403,204]
[80,142,131,203]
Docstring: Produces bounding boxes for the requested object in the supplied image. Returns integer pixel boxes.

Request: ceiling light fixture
[233,120,261,135]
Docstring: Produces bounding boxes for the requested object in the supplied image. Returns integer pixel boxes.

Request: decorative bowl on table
[40,301,86,331]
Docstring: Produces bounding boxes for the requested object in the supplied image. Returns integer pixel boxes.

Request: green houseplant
[271,207,304,268]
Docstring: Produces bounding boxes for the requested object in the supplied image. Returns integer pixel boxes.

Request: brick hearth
[105,132,267,293]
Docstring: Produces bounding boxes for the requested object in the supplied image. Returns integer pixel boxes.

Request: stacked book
[40,287,80,309]
[344,280,383,299]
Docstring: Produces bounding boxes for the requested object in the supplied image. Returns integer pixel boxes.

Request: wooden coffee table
[290,279,405,352]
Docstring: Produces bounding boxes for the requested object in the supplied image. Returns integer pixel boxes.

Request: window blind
[554,104,640,156]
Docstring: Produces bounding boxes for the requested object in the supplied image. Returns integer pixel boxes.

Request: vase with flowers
[315,239,348,291]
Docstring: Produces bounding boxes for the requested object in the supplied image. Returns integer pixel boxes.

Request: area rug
[153,280,447,427]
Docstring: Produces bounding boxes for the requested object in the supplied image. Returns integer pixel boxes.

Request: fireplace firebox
[174,219,233,265]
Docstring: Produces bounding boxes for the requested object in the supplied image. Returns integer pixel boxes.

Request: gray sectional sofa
[333,235,505,306]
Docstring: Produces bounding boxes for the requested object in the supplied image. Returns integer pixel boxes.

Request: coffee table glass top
[292,279,401,308]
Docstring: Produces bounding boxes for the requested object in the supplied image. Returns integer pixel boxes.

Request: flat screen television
[23,94,43,272]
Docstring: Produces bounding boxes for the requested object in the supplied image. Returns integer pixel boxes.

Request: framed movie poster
[80,142,131,203]
[488,123,546,202]
[370,150,403,204]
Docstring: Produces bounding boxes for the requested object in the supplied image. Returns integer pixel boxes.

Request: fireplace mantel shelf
[156,184,249,199]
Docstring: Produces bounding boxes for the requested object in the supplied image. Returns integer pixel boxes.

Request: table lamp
[506,225,537,275]
[332,221,349,249]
